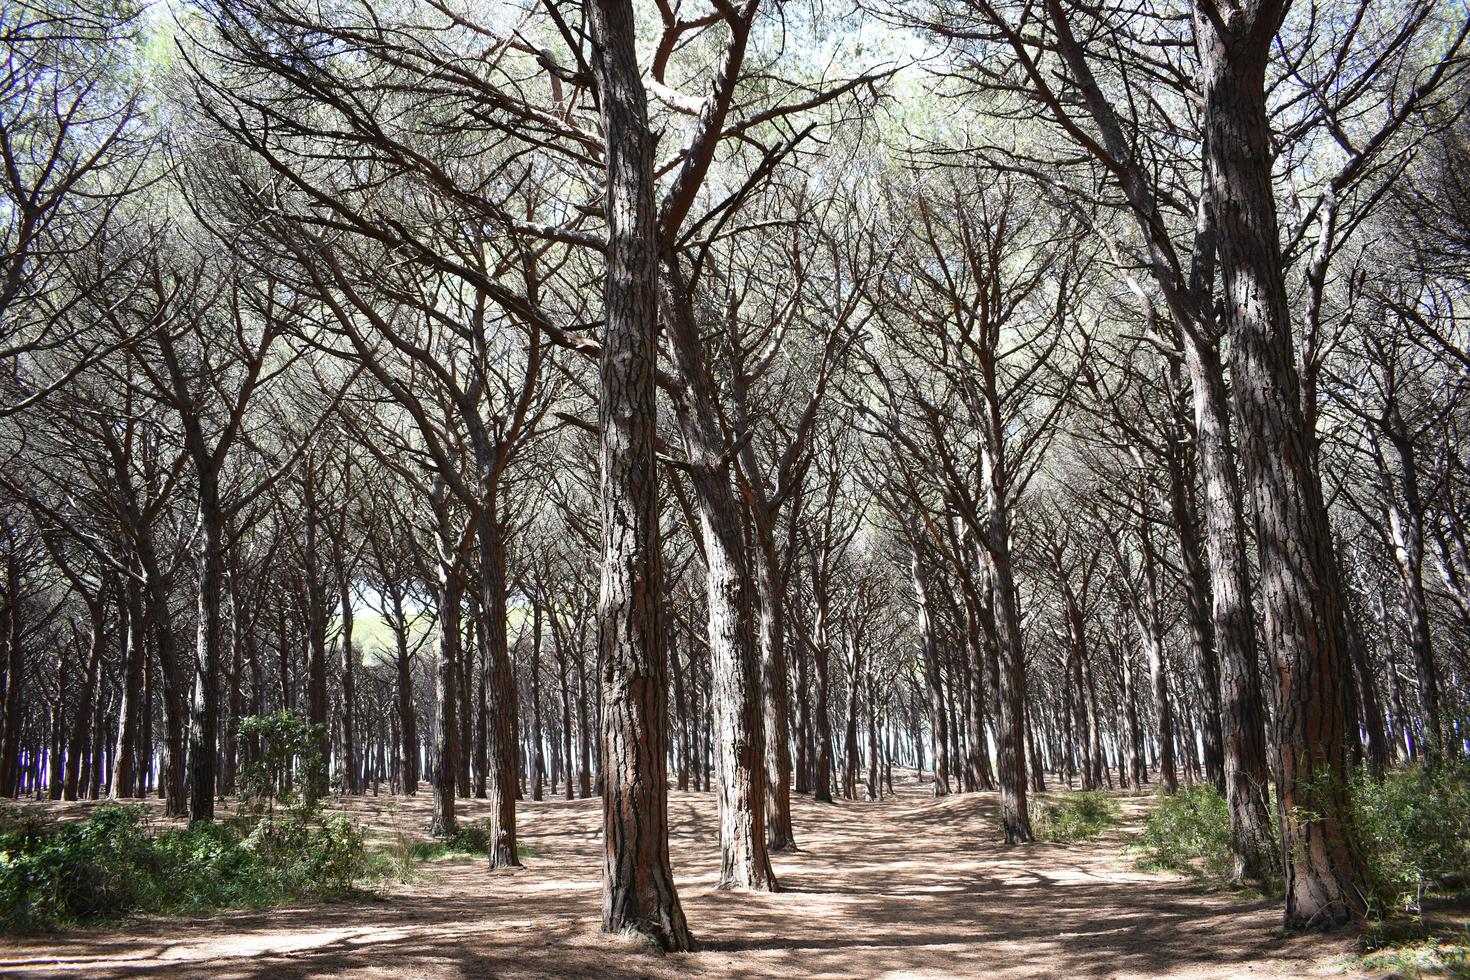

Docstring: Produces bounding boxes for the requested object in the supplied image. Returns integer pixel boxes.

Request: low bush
[1353,762,1470,915]
[0,806,374,931]
[405,822,535,863]
[1134,784,1235,881]
[408,822,492,861]
[1134,763,1470,913]
[1032,790,1122,843]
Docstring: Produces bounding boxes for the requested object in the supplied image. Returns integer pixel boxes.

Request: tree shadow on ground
[0,778,1360,978]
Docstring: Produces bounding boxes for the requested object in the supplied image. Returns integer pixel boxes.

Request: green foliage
[236,711,327,815]
[408,822,492,861]
[1353,762,1470,915]
[1032,790,1122,843]
[0,804,375,933]
[1134,785,1236,881]
[1358,926,1470,979]
[402,822,534,862]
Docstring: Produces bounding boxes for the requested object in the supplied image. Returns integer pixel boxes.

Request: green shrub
[236,711,328,816]
[1033,790,1122,843]
[1135,785,1235,880]
[0,803,376,933]
[1353,762,1470,915]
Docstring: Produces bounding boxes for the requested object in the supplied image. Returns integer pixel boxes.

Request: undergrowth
[0,711,379,933]
[1031,790,1122,843]
[1133,785,1236,881]
[0,803,372,932]
[1132,763,1470,915]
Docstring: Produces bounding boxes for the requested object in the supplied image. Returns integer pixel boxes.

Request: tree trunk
[587,0,694,941]
[1197,4,1367,927]
[910,543,950,797]
[429,481,460,836]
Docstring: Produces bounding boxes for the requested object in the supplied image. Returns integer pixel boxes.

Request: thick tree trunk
[982,507,1033,842]
[188,507,226,821]
[751,537,796,850]
[812,599,834,804]
[111,581,145,798]
[1383,426,1449,763]
[1197,5,1367,928]
[1165,434,1225,792]
[472,501,521,866]
[1179,332,1278,882]
[587,0,694,943]
[338,556,359,795]
[430,481,460,836]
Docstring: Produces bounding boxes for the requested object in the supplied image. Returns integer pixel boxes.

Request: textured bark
[187,511,226,821]
[980,487,1033,843]
[429,481,459,836]
[1135,516,1179,795]
[1165,428,1225,791]
[910,542,950,797]
[659,263,777,892]
[474,503,521,867]
[110,581,145,798]
[1179,332,1277,881]
[588,0,693,946]
[1382,425,1449,763]
[751,537,796,850]
[1196,0,1367,929]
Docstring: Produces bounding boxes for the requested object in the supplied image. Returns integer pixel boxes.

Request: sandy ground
[0,777,1366,979]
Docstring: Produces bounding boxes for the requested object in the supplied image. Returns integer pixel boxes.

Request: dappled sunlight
[0,780,1362,978]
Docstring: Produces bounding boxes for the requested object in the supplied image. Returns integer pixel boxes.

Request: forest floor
[0,776,1376,979]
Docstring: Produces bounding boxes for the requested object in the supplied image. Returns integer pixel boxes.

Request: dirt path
[0,781,1364,978]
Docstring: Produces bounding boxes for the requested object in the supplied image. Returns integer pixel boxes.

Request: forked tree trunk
[588,0,693,946]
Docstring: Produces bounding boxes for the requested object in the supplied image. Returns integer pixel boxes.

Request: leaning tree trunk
[660,263,777,893]
[1196,1,1367,928]
[587,0,694,941]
